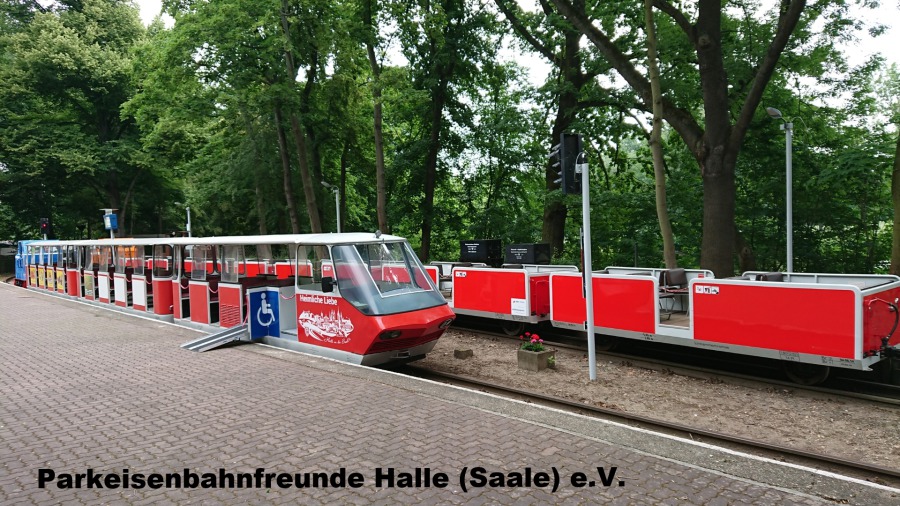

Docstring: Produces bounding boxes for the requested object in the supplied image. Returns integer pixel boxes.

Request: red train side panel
[219,284,243,328]
[551,273,657,334]
[66,269,79,297]
[452,268,527,316]
[153,279,173,316]
[691,281,858,359]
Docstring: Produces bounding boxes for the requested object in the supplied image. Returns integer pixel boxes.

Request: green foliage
[0,0,179,240]
[0,0,897,278]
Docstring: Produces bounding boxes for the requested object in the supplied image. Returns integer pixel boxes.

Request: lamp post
[766,107,793,273]
[174,202,192,237]
[321,181,341,233]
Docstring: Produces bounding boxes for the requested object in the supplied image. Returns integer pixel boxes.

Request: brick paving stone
[0,285,895,505]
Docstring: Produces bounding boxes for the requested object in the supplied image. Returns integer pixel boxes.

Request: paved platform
[1,283,898,505]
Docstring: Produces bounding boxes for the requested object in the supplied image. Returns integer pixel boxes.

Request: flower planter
[517,349,556,372]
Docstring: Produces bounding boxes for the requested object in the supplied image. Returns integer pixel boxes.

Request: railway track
[397,363,900,488]
[451,318,900,407]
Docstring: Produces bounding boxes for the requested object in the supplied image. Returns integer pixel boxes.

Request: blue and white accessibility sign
[248,289,280,339]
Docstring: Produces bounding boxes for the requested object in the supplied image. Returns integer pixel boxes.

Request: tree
[361,0,389,232]
[0,0,153,237]
[643,0,675,268]
[493,0,606,258]
[392,0,495,261]
[882,65,900,274]
[549,0,817,276]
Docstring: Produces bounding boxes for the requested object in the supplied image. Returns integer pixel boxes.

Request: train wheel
[781,361,830,386]
[594,334,619,352]
[501,321,526,336]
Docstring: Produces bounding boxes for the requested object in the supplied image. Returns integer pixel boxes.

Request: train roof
[25,232,407,248]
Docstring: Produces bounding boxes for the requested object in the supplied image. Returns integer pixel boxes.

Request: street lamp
[321,181,341,233]
[766,107,793,273]
[174,202,192,237]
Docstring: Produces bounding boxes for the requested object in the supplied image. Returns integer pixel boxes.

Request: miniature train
[434,240,900,385]
[15,235,900,383]
[16,234,455,366]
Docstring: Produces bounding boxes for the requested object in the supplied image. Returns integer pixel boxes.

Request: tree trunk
[890,131,900,274]
[542,9,584,259]
[340,141,349,232]
[287,115,322,233]
[273,105,302,234]
[279,0,322,234]
[119,168,143,237]
[700,154,736,277]
[494,0,594,260]
[365,7,389,232]
[644,0,676,269]
[734,226,756,273]
[420,80,447,262]
[255,184,273,259]
[242,113,272,245]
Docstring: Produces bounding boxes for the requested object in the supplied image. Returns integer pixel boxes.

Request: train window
[153,245,173,278]
[63,246,74,268]
[191,245,207,281]
[50,246,61,266]
[244,245,272,276]
[330,242,444,316]
[115,246,128,274]
[86,246,98,270]
[134,246,147,276]
[99,246,113,269]
[222,245,243,283]
[295,245,329,290]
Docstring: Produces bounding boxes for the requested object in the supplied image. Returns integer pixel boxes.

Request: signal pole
[551,132,596,381]
[577,152,596,381]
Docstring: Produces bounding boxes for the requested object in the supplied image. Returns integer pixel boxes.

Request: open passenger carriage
[550,267,900,384]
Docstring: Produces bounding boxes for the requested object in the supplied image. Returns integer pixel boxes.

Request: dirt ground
[418,329,900,471]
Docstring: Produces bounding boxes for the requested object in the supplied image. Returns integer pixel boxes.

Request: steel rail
[401,364,900,483]
[453,322,900,407]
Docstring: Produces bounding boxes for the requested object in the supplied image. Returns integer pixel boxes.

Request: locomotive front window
[330,242,445,316]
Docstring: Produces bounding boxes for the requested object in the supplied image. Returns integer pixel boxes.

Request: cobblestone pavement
[0,284,894,504]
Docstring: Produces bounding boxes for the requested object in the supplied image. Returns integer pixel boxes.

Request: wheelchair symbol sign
[249,289,281,338]
[257,292,275,327]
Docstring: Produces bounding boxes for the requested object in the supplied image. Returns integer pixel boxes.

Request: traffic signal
[39,218,50,236]
[550,133,583,195]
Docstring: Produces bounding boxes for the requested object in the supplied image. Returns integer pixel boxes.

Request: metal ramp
[181,324,248,352]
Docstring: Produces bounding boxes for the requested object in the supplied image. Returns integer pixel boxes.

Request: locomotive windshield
[330,241,445,316]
